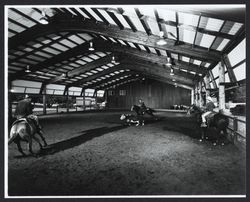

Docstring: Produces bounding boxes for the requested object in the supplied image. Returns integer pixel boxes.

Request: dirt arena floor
[8,111,246,196]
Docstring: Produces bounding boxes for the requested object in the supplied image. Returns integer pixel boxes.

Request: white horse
[9,116,47,156]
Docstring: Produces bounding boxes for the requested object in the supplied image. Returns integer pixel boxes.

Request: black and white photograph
[4,3,246,198]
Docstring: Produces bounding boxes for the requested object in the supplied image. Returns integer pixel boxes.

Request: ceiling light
[39,11,49,25]
[172,79,176,82]
[89,42,95,51]
[156,31,167,46]
[25,65,31,73]
[170,68,174,76]
[111,55,119,64]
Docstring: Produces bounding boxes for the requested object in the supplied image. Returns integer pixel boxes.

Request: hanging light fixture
[111,55,119,64]
[172,79,176,82]
[170,68,174,76]
[174,83,178,88]
[39,11,49,25]
[166,57,172,67]
[156,31,167,46]
[25,65,31,73]
[89,42,95,51]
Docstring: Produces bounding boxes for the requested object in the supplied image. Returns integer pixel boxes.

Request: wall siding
[107,79,191,109]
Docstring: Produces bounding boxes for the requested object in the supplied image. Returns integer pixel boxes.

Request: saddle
[12,118,29,127]
[12,117,37,130]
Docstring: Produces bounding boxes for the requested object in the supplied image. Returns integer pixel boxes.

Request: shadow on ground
[39,125,127,156]
[162,116,229,143]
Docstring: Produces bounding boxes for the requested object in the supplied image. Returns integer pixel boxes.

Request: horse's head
[120,114,126,120]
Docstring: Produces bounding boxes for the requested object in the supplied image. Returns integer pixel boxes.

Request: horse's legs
[37,130,47,147]
[27,137,35,155]
[200,128,205,142]
[16,141,26,156]
[32,135,43,149]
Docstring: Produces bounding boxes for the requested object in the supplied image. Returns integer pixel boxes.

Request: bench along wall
[106,79,191,109]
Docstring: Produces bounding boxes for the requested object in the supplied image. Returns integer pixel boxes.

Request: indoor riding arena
[5,4,246,197]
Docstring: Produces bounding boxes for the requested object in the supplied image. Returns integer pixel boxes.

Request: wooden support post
[198,82,202,107]
[223,54,237,83]
[82,89,85,110]
[66,92,69,113]
[219,61,226,111]
[43,94,47,115]
[103,90,108,109]
[205,74,210,103]
[191,89,194,105]
[194,84,198,105]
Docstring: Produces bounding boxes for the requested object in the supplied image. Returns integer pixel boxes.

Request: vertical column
[219,61,226,111]
[198,81,202,107]
[205,74,210,102]
[43,94,47,115]
[191,89,194,105]
[194,84,198,105]
[66,92,69,113]
[82,89,85,110]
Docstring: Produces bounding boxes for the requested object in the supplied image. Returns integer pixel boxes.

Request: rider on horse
[14,95,45,141]
[200,96,216,127]
[138,99,147,114]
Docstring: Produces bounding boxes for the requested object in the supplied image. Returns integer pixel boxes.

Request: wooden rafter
[47,55,112,84]
[9,41,92,81]
[94,39,207,74]
[9,15,222,62]
[84,71,134,89]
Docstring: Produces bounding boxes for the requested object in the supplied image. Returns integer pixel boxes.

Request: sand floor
[7,111,246,196]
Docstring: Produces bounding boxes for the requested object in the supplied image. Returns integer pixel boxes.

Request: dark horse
[187,104,229,145]
[131,105,157,119]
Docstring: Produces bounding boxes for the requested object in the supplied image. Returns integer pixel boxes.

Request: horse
[131,105,157,119]
[187,104,229,145]
[8,117,47,156]
[120,114,144,126]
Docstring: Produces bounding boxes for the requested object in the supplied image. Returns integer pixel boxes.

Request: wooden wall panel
[107,79,191,109]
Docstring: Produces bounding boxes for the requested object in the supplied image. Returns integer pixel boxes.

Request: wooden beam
[222,25,245,54]
[9,41,92,81]
[219,61,226,111]
[134,8,152,35]
[47,55,112,84]
[84,71,134,89]
[99,75,138,90]
[70,58,195,89]
[122,59,196,83]
[135,72,193,90]
[69,64,125,87]
[94,40,207,74]
[222,54,237,83]
[9,15,222,62]
[123,63,194,87]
